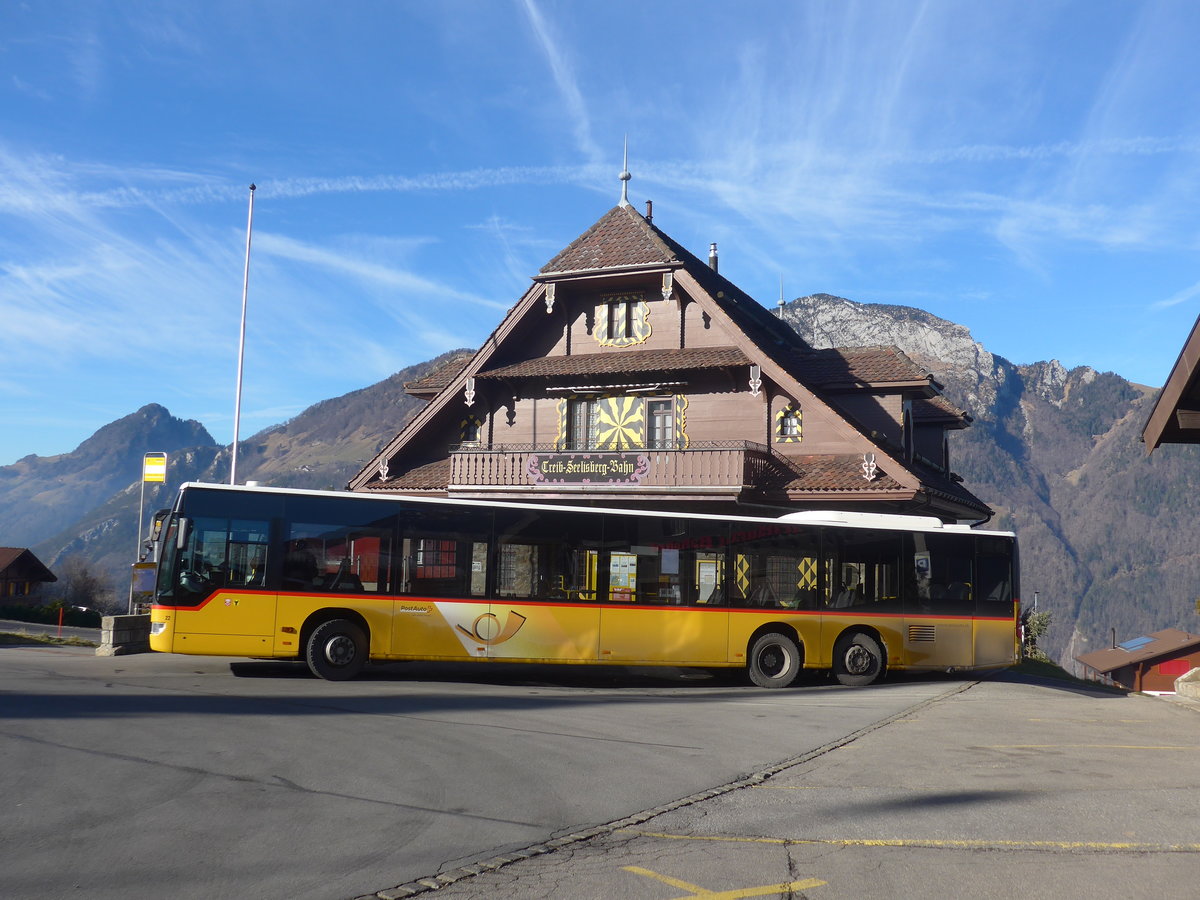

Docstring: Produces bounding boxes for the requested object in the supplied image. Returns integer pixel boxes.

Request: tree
[48,557,119,614]
[1021,607,1053,662]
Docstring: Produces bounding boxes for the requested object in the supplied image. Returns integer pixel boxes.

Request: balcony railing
[447,441,796,496]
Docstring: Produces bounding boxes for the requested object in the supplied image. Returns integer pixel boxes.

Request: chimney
[645,199,653,223]
[709,242,718,272]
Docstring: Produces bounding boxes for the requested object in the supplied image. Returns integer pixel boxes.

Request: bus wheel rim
[845,644,873,674]
[759,645,786,677]
[325,636,356,666]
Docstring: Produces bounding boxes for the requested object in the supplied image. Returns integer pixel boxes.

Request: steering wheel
[179,570,211,593]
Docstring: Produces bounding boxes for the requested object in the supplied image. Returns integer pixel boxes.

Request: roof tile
[540,205,681,274]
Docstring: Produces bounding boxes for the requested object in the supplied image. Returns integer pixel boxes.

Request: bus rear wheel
[833,632,884,686]
[306,618,367,681]
[748,632,802,688]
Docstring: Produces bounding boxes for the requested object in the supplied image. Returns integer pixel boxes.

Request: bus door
[906,532,974,667]
[598,516,728,664]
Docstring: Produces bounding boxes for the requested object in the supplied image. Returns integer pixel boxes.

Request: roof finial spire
[618,135,631,208]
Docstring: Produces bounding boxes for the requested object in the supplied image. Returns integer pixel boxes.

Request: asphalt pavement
[379,671,1200,900]
[5,639,1197,900]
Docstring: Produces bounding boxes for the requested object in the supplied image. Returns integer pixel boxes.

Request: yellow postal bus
[150,483,1019,687]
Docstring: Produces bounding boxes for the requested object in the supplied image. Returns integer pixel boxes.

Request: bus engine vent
[908,625,936,643]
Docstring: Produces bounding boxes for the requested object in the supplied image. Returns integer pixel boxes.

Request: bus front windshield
[156,514,271,607]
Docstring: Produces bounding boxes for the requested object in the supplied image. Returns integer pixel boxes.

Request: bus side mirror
[150,509,171,542]
[177,517,191,551]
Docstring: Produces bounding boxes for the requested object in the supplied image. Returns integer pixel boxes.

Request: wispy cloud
[1153,280,1200,311]
[254,231,507,310]
[518,0,603,166]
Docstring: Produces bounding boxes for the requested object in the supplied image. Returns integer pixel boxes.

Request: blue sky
[3,1,1200,465]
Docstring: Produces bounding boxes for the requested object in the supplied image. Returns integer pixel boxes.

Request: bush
[0,603,102,628]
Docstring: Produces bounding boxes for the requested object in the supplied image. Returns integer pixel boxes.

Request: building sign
[526,452,650,485]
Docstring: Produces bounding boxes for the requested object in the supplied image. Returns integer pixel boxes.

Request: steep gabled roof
[1143,308,1200,450]
[540,205,682,275]
[789,346,939,392]
[0,547,56,582]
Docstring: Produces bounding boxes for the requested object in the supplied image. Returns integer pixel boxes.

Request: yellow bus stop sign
[143,452,167,483]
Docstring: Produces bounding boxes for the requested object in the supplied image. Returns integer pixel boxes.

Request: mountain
[783,294,1200,665]
[14,352,471,605]
[0,404,216,550]
[225,349,473,490]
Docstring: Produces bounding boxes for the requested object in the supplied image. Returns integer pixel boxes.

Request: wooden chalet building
[350,195,990,523]
[0,547,56,601]
[1076,628,1200,692]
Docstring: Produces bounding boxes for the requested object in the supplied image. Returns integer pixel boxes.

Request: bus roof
[176,481,1014,538]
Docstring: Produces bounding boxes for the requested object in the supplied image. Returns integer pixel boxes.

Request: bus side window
[399,504,493,598]
[285,523,393,594]
[727,524,820,610]
[825,529,902,612]
[494,507,604,602]
[910,533,974,615]
[975,537,1013,610]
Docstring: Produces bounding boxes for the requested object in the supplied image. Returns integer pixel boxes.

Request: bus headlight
[150,621,167,635]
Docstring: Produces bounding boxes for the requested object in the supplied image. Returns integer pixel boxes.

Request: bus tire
[833,631,884,686]
[306,618,367,681]
[748,632,802,688]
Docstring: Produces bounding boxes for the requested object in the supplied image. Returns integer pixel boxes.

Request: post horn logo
[456,610,527,646]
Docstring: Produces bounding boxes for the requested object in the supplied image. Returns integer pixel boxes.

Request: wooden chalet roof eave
[784,487,917,503]
[1143,309,1200,451]
[348,281,549,490]
[817,378,937,394]
[670,267,924,496]
[532,263,678,282]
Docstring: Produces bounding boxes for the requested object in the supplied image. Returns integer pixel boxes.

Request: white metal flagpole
[230,183,256,485]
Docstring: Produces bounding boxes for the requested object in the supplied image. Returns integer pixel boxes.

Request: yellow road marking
[622,865,825,899]
[988,744,1199,750]
[619,830,1200,853]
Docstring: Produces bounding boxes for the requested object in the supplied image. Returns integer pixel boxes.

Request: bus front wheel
[306,618,367,681]
[748,632,801,688]
[833,632,884,686]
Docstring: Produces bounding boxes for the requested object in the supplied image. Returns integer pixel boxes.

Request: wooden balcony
[447,441,796,501]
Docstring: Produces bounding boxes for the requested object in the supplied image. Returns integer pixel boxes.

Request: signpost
[129,452,167,614]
